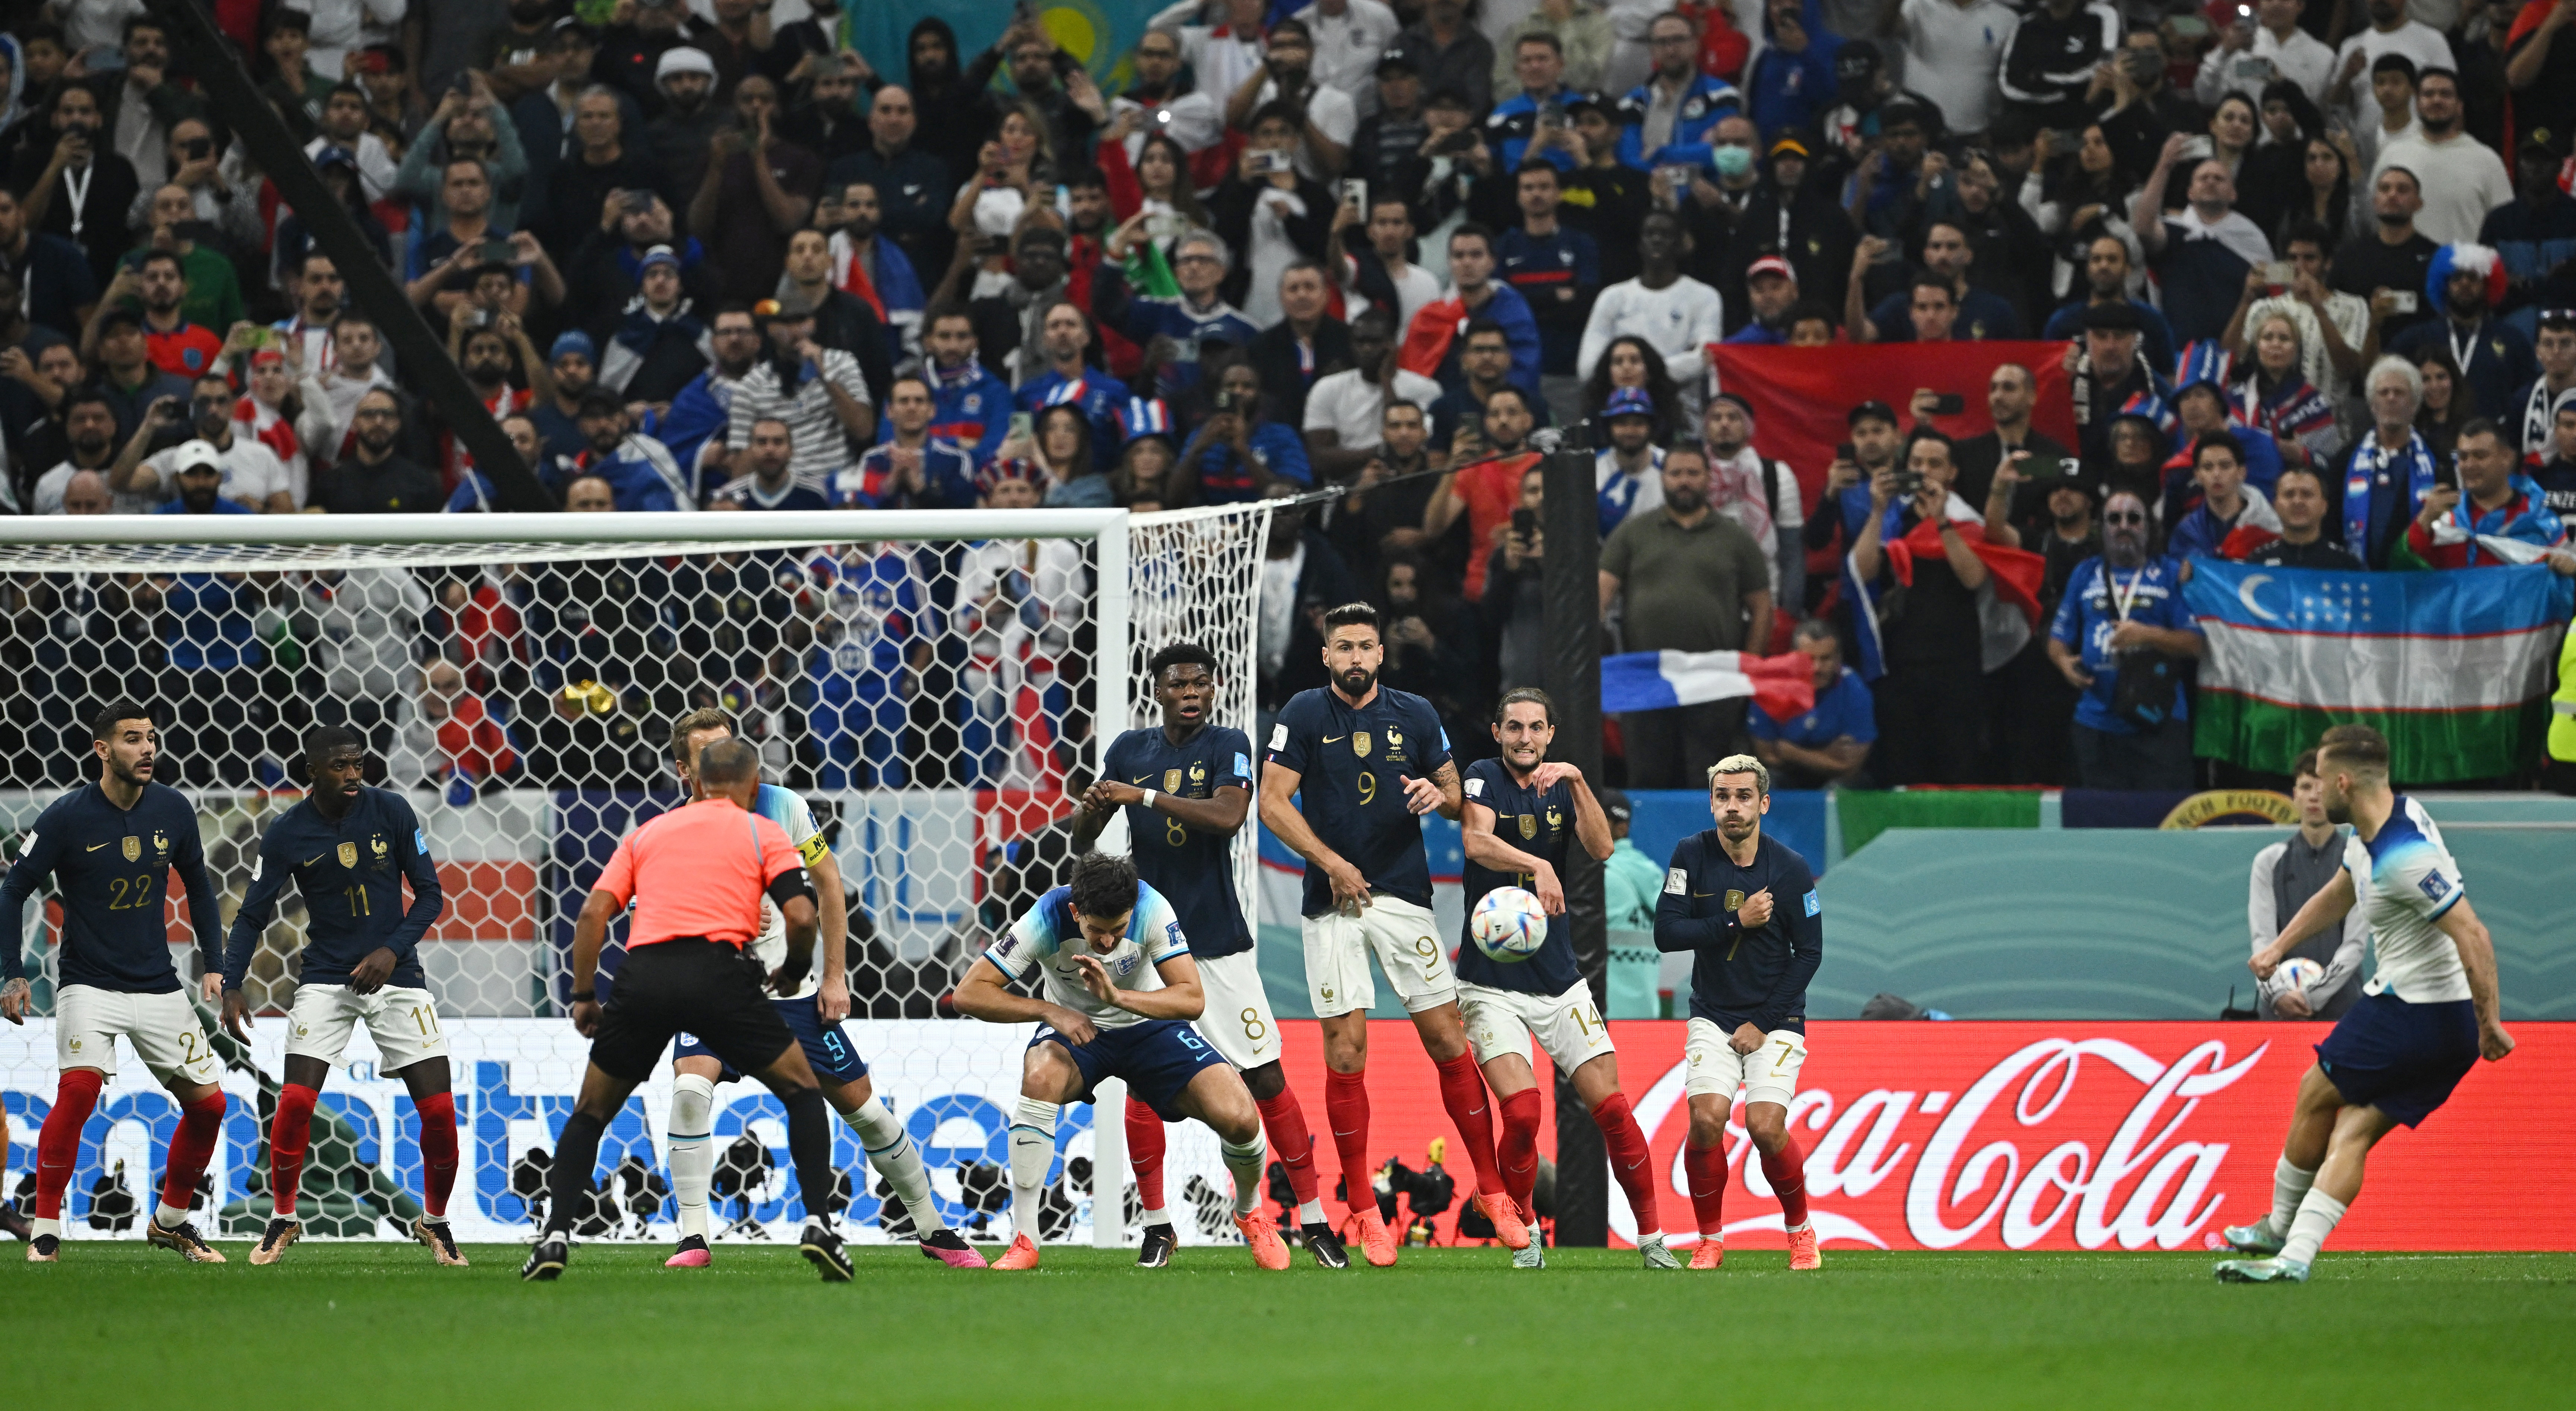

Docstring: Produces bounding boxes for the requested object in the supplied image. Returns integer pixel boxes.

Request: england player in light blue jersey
[953,852,1288,1272]
[2216,725,2514,1284]
[658,709,983,1271]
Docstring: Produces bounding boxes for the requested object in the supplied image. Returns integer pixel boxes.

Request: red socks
[415,1091,459,1219]
[1761,1135,1810,1230]
[1431,1052,1506,1197]
[1124,1094,1166,1213]
[1323,1067,1372,1213]
[1683,1140,1728,1238]
[1591,1092,1661,1235]
[34,1068,103,1220]
[1495,1088,1543,1217]
[269,1083,320,1218]
[158,1091,225,1219]
[1253,1088,1319,1210]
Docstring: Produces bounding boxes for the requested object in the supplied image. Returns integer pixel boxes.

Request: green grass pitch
[6,1243,2572,1408]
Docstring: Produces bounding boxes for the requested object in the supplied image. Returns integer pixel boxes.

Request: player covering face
[1653,756,1825,1271]
[1072,645,1345,1269]
[953,852,1288,1271]
[1456,691,1676,1269]
[2214,725,2512,1284]
[2,705,229,1265]
[1260,604,1530,1265]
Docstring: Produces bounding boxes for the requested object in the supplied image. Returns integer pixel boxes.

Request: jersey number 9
[1356,770,1376,807]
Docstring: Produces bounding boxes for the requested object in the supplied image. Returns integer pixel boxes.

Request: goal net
[0,505,1273,1247]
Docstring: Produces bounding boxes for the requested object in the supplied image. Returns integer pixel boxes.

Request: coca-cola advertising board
[1273,1021,2576,1252]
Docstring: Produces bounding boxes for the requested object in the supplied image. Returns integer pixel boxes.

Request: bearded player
[658,709,981,1271]
[953,852,1288,1272]
[2214,725,2512,1284]
[0,702,229,1265]
[1654,754,1824,1272]
[221,726,456,1266]
[1074,642,1345,1268]
[1458,688,1677,1270]
[1260,602,1529,1265]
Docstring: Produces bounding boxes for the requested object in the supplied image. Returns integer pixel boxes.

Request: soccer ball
[1470,887,1549,962]
[2276,957,2324,990]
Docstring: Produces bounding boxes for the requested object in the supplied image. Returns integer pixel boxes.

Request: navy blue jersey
[1267,686,1453,917]
[1652,830,1821,1033]
[1102,724,1255,960]
[0,783,223,993]
[1454,757,1581,996]
[221,787,443,991]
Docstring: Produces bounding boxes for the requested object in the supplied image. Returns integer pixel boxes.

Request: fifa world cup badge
[121,836,140,861]
[1724,889,1746,912]
[338,842,359,869]
[1519,814,1537,839]
[1353,732,1372,757]
[1164,769,1183,791]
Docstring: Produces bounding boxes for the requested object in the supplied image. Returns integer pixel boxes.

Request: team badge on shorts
[1353,732,1372,757]
[1165,768,1183,791]
[1519,814,1537,839]
[1724,889,1745,911]
[121,836,140,861]
[338,842,359,868]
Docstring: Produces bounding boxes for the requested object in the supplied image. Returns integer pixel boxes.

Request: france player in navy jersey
[953,852,1286,1272]
[1,702,229,1265]
[2216,726,2513,1285]
[1654,754,1825,1272]
[1074,642,1344,1269]
[1260,601,1530,1266]
[1456,689,1676,1271]
[218,726,456,1267]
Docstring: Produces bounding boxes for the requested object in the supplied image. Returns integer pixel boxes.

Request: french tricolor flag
[1600,650,1815,723]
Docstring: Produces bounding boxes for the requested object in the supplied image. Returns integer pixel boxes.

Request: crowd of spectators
[1,0,2575,801]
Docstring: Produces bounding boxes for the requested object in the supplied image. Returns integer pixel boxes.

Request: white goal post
[0,505,1275,1247]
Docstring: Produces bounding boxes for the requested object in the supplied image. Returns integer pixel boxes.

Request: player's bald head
[694,738,761,789]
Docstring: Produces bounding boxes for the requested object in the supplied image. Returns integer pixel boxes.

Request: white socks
[33,1217,60,1240]
[2267,1156,2317,1241]
[668,1073,717,1242]
[154,1202,189,1230]
[1297,1199,1326,1227]
[2280,1189,2348,1266]
[1141,1205,1171,1227]
[843,1094,945,1234]
[1009,1097,1058,1242]
[1220,1136,1266,1217]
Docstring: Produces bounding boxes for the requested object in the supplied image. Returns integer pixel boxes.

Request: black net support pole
[1539,435,1606,1246]
[153,0,555,510]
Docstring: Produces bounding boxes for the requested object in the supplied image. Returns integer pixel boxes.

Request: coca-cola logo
[1624,1036,2269,1251]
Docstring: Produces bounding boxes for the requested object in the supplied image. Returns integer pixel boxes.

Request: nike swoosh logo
[1323,735,1347,743]
[1134,776,1154,784]
[86,842,110,851]
[302,853,329,867]
[1694,891,1718,897]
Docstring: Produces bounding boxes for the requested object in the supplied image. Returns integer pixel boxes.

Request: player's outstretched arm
[566,888,622,1035]
[953,956,1097,1044]
[1260,762,1371,911]
[812,851,851,1021]
[1533,764,1615,863]
[219,838,297,998]
[1462,799,1565,914]
[370,807,447,993]
[1400,761,1464,820]
[2252,869,2355,978]
[2435,898,2513,1061]
[0,827,58,1019]
[172,825,227,993]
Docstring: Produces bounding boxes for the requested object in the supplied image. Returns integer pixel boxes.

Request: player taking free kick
[1260,602,1530,1265]
[1,702,229,1265]
[1073,642,1344,1268]
[1457,689,1676,1270]
[657,709,980,1271]
[954,852,1289,1271]
[1654,756,1825,1271]
[528,739,850,1283]
[222,726,456,1266]
[2215,725,2513,1284]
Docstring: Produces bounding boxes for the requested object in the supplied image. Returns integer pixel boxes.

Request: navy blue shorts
[2314,991,2480,1127]
[677,993,869,1086]
[1033,1018,1226,1121]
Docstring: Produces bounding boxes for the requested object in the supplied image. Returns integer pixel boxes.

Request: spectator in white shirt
[2371,68,2511,249]
[1896,0,2018,138]
[1576,210,1724,418]
[2329,0,2453,121]
[2196,0,2336,109]
[1292,0,1404,117]
[1226,18,1356,183]
[1305,306,1445,478]
[1153,0,1271,113]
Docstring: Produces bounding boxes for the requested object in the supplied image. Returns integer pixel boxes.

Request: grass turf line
[4,1245,2572,1409]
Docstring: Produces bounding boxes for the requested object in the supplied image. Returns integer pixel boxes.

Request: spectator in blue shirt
[1745,0,1840,141]
[1495,161,1600,390]
[1749,619,1875,788]
[2047,489,2205,791]
[2167,431,2280,560]
[1169,358,1309,505]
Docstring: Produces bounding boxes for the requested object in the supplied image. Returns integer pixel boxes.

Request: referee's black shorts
[590,938,798,1082]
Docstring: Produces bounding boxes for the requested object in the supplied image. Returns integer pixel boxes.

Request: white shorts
[1460,980,1614,1074]
[285,984,449,1071]
[1683,1018,1807,1107]
[1301,895,1455,1019]
[55,984,222,1086]
[1194,949,1281,1070]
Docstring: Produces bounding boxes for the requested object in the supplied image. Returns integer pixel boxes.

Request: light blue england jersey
[984,880,1189,1031]
[2344,795,2472,1004]
[749,783,830,998]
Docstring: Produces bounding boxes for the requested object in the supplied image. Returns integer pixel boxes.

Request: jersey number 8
[1166,814,1188,846]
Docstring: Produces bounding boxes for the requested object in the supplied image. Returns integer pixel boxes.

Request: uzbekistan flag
[2183,559,2576,782]
[1601,649,1816,723]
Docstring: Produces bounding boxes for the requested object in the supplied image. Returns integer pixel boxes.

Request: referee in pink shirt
[522,740,849,1283]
